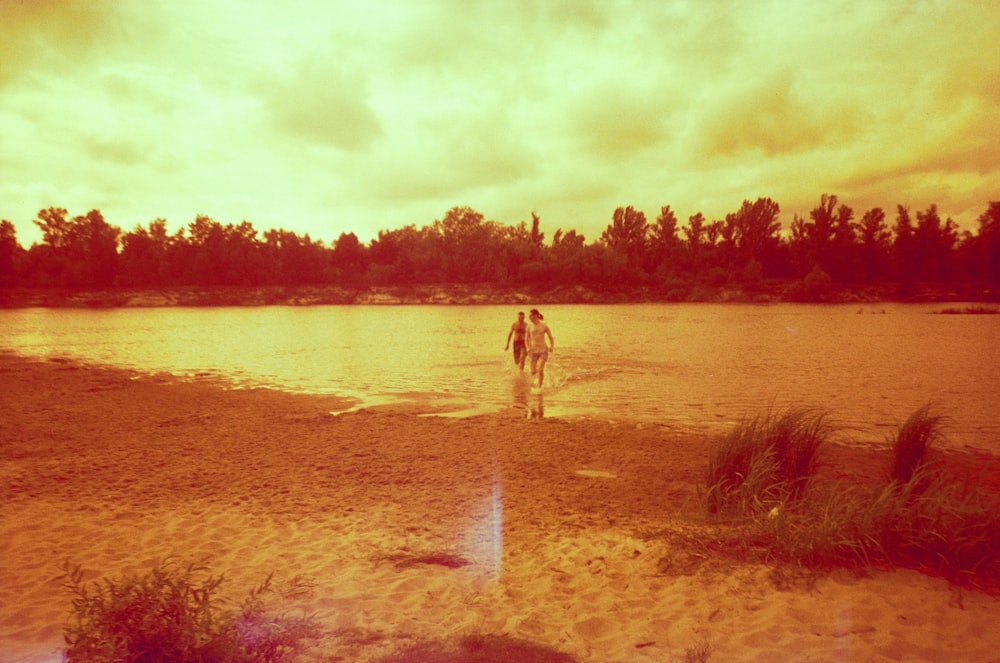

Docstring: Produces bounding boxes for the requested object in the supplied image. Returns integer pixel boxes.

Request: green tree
[549,228,587,285]
[857,207,891,281]
[262,229,331,285]
[795,194,856,282]
[968,201,1000,287]
[727,197,782,274]
[892,205,916,285]
[119,219,171,287]
[601,206,648,259]
[0,220,22,286]
[28,208,120,287]
[914,204,959,282]
[331,231,368,286]
[600,205,648,284]
[648,205,682,277]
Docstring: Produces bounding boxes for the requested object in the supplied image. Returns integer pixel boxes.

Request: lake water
[2,303,997,451]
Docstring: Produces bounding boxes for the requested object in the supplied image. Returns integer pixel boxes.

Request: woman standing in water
[526,308,554,389]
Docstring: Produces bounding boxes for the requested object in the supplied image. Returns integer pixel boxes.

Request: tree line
[1,196,998,300]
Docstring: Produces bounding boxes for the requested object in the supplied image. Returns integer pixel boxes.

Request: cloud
[565,80,674,159]
[695,69,867,160]
[2,0,998,248]
[0,0,115,87]
[261,57,382,151]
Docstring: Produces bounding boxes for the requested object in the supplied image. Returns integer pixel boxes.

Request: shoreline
[2,283,997,309]
[3,355,1000,662]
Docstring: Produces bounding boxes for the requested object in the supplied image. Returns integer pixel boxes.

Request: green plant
[61,559,319,663]
[701,409,830,515]
[682,639,712,663]
[694,405,1000,590]
[890,404,945,484]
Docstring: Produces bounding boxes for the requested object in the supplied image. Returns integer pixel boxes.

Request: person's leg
[536,354,547,388]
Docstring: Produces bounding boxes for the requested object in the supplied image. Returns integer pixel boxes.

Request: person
[525,308,554,389]
[504,311,528,371]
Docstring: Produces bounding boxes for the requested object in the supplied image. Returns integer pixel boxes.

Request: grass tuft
[701,408,831,515]
[890,403,946,484]
[694,405,1000,590]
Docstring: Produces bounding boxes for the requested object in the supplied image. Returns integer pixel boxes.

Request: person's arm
[545,326,554,351]
[505,323,514,349]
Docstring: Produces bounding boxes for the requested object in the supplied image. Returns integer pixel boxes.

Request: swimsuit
[512,322,527,361]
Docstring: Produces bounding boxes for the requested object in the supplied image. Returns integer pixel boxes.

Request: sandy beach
[2,353,999,663]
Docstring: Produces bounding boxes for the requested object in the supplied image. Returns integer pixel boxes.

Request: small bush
[890,403,945,484]
[697,405,1000,589]
[702,408,830,515]
[61,559,319,663]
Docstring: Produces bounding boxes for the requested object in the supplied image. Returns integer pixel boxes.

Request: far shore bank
[1,282,997,308]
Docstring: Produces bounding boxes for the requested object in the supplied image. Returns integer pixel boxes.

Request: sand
[2,353,999,663]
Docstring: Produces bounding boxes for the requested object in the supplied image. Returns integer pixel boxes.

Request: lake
[1,303,997,451]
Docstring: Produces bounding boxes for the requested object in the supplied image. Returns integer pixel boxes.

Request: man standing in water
[504,311,528,371]
[526,308,554,389]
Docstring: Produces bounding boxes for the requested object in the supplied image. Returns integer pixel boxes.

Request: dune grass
[701,408,831,515]
[890,403,946,484]
[697,404,1000,590]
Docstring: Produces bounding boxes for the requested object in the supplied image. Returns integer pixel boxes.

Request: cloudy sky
[2,0,998,248]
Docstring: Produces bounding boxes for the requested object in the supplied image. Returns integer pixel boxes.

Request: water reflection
[512,378,544,419]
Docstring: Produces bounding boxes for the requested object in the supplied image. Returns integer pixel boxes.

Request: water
[2,303,998,450]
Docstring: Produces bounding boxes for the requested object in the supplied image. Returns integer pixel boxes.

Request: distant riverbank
[0,282,994,308]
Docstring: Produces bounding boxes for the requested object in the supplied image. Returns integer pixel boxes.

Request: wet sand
[2,353,999,662]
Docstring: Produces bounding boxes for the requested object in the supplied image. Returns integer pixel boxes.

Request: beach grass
[695,404,1000,590]
[701,408,831,515]
[889,403,945,484]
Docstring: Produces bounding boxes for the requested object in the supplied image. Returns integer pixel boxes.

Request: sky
[2,0,998,249]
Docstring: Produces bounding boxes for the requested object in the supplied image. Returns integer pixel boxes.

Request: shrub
[698,405,1000,589]
[890,403,945,484]
[702,408,830,515]
[61,559,319,663]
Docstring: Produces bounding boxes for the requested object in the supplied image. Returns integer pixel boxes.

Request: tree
[529,212,545,254]
[432,206,499,282]
[648,205,682,276]
[914,204,958,281]
[795,194,857,282]
[119,219,171,287]
[830,201,858,282]
[549,228,588,285]
[0,220,22,286]
[727,197,782,273]
[262,229,330,285]
[892,205,916,284]
[601,205,648,264]
[331,232,368,286]
[969,201,1000,287]
[857,207,891,281]
[28,208,120,287]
